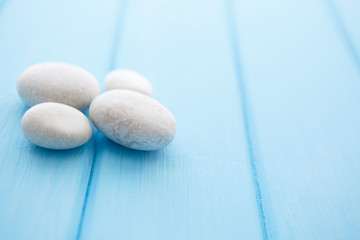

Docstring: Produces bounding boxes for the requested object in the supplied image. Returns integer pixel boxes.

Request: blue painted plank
[0,0,119,239]
[329,0,360,68]
[79,0,263,239]
[232,0,360,239]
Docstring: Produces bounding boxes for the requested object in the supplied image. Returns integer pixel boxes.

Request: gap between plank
[323,0,360,73]
[75,133,99,240]
[75,1,129,239]
[0,0,8,13]
[223,0,269,239]
[108,0,129,72]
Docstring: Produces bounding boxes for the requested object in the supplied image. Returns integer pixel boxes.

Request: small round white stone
[21,102,93,150]
[105,70,153,96]
[17,62,100,110]
[89,90,176,151]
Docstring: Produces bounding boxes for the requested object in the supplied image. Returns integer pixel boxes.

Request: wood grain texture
[78,0,263,239]
[232,0,360,239]
[1,0,359,239]
[0,0,118,239]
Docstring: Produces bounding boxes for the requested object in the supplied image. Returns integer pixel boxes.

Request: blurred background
[0,0,359,239]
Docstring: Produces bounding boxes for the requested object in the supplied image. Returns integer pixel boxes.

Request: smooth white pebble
[89,90,176,151]
[21,102,93,150]
[17,62,100,110]
[105,69,153,96]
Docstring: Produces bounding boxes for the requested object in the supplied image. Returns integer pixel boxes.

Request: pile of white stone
[17,62,176,151]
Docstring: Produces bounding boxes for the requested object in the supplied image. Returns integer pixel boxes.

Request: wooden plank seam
[224,0,269,239]
[323,0,360,72]
[75,1,129,239]
[0,0,8,14]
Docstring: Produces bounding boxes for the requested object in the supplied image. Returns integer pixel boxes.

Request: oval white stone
[21,102,93,150]
[105,70,153,96]
[89,90,176,151]
[17,62,100,110]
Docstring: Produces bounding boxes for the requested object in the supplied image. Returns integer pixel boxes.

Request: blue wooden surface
[331,0,360,68]
[0,0,118,239]
[233,0,360,239]
[0,0,359,239]
[80,0,262,239]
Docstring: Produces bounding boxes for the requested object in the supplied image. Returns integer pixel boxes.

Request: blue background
[0,0,359,239]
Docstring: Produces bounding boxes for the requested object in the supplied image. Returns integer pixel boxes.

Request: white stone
[21,102,93,150]
[89,90,176,151]
[105,69,153,96]
[17,62,100,110]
